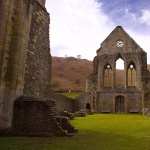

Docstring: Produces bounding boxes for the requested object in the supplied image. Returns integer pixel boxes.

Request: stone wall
[0,0,52,129]
[0,0,33,127]
[98,91,142,113]
[12,97,56,136]
[0,0,77,136]
[24,1,51,98]
[51,93,77,113]
[84,26,150,113]
[11,96,77,136]
[0,0,78,135]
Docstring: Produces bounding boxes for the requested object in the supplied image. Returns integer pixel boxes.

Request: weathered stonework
[0,0,33,128]
[24,1,51,98]
[83,26,150,113]
[12,97,57,136]
[0,0,77,136]
[12,96,74,136]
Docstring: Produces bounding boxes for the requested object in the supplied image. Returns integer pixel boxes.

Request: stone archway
[115,96,125,113]
[86,103,91,112]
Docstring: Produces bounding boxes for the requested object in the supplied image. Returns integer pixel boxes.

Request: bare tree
[77,55,81,59]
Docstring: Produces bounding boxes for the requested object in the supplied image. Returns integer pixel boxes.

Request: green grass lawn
[1,114,150,150]
[61,92,80,99]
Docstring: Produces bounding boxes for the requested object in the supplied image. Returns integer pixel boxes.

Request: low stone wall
[0,114,7,129]
[12,97,58,136]
[10,96,77,136]
[51,93,78,113]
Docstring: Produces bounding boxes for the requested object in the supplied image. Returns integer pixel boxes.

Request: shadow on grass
[0,130,150,150]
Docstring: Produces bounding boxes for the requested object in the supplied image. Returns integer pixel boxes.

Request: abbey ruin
[1,0,150,138]
[0,0,76,136]
[84,26,150,113]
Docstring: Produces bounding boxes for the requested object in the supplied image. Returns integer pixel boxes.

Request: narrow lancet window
[115,58,125,88]
[127,64,136,87]
[104,64,113,87]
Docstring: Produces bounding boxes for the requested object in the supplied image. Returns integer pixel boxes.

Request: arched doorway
[115,96,125,113]
[86,103,91,112]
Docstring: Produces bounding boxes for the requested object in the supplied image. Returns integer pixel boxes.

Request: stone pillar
[0,0,17,128]
[112,62,116,88]
[0,0,33,128]
[97,59,101,91]
[124,63,127,89]
[85,79,89,92]
[23,1,51,98]
[0,0,14,107]
[125,95,128,113]
[136,62,142,90]
[112,95,115,113]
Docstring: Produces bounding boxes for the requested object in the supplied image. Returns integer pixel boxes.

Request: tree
[77,55,81,59]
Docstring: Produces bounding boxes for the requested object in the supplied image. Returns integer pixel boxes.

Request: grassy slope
[1,114,150,150]
[52,57,93,91]
[61,92,81,99]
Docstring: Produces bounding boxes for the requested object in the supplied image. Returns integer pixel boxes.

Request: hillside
[52,57,93,91]
[52,56,150,91]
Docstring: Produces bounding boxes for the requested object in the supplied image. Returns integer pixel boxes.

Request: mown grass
[61,92,80,99]
[1,114,150,150]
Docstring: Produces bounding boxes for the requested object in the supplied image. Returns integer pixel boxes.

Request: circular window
[129,64,134,69]
[116,40,124,48]
[106,64,111,69]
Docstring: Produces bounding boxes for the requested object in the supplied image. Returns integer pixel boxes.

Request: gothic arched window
[127,64,136,87]
[115,57,125,88]
[104,64,113,87]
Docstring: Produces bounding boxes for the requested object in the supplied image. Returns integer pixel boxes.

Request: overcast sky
[46,0,150,63]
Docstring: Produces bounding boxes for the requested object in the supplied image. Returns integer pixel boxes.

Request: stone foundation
[0,96,77,136]
[97,90,142,113]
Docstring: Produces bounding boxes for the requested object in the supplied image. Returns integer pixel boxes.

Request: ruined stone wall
[97,26,144,55]
[0,0,51,128]
[143,70,150,108]
[23,1,51,98]
[98,91,142,113]
[0,0,33,127]
[12,97,56,136]
[51,93,76,113]
[96,26,147,91]
[36,0,46,7]
[97,52,143,91]
[84,26,150,113]
[46,92,81,113]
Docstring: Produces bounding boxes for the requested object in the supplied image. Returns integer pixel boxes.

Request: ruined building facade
[0,0,52,130]
[0,0,77,136]
[84,26,150,113]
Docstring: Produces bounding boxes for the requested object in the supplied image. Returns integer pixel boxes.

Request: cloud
[46,1,150,64]
[140,10,150,26]
[124,8,137,24]
[46,0,114,60]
